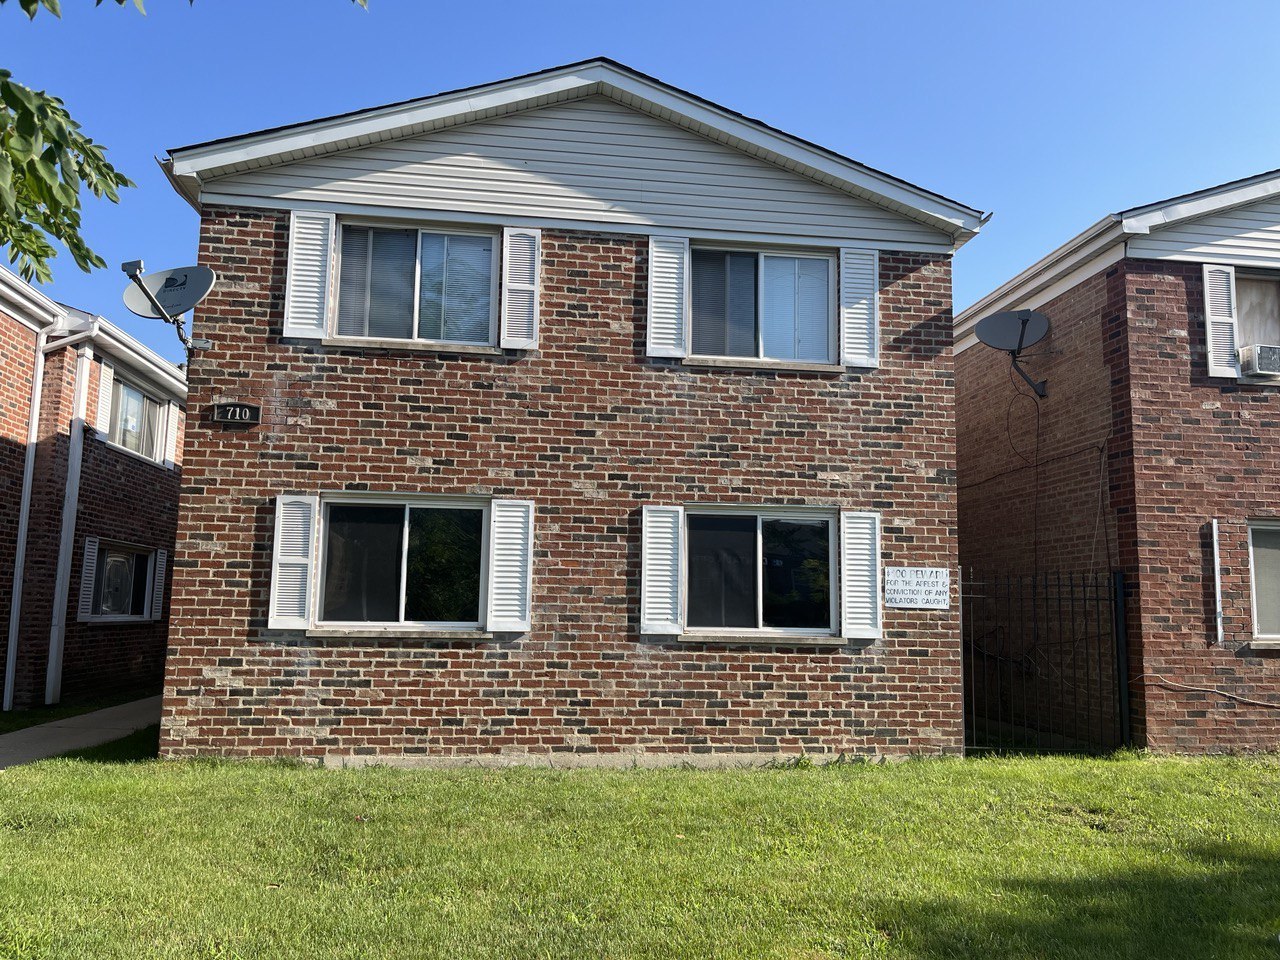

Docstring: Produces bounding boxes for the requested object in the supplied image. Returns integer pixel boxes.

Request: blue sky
[4,0,1278,363]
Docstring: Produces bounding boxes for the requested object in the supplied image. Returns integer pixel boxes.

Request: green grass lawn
[1,745,1279,960]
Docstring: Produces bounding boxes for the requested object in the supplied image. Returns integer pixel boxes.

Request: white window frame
[1234,269,1280,351]
[332,219,501,348]
[682,505,838,639]
[686,245,838,365]
[315,494,490,631]
[1247,518,1280,641]
[106,375,168,467]
[86,539,158,623]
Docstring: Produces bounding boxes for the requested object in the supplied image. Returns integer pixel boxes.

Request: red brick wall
[10,350,181,705]
[161,206,963,763]
[956,266,1126,574]
[1122,259,1280,751]
[0,311,38,676]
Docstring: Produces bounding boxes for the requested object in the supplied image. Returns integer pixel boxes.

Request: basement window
[335,224,498,346]
[685,510,835,635]
[319,501,486,627]
[1249,521,1280,639]
[690,249,835,363]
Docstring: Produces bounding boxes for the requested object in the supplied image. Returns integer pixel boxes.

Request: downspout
[2,327,50,710]
[44,343,93,705]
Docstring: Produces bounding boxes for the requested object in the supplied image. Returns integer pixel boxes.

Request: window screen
[337,226,494,344]
[110,380,162,460]
[762,518,831,629]
[687,514,757,628]
[690,249,831,361]
[92,545,151,616]
[1237,276,1280,349]
[1251,525,1280,636]
[321,503,486,625]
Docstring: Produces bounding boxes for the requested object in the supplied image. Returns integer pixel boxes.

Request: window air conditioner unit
[1239,344,1280,377]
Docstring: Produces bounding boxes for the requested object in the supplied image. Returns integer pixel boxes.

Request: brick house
[955,170,1280,752]
[0,266,186,710]
[159,58,984,764]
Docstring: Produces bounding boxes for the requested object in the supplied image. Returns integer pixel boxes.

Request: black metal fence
[962,570,1129,755]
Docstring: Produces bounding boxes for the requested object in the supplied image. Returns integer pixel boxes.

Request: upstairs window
[336,225,498,345]
[1236,273,1280,348]
[691,249,835,363]
[110,379,163,461]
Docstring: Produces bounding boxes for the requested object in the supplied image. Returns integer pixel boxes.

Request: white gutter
[2,327,49,710]
[43,344,93,705]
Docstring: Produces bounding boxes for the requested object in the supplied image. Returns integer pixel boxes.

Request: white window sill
[680,357,849,373]
[1249,638,1280,650]
[321,337,504,356]
[96,434,173,472]
[305,627,493,640]
[649,631,846,647]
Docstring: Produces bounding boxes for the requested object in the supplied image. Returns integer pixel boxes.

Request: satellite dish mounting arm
[1009,314,1047,398]
[121,260,191,353]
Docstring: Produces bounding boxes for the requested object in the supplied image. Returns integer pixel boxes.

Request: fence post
[1112,571,1131,748]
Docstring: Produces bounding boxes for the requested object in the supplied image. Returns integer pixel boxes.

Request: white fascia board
[1121,172,1280,234]
[169,70,604,177]
[0,265,66,332]
[953,217,1125,347]
[170,61,984,243]
[87,317,187,401]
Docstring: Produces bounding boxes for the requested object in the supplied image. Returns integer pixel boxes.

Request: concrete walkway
[0,695,161,769]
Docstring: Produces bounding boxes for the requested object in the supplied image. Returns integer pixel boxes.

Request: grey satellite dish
[123,265,216,320]
[975,309,1050,353]
[974,308,1050,398]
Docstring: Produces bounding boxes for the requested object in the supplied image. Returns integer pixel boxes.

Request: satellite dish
[975,309,1050,353]
[123,265,216,320]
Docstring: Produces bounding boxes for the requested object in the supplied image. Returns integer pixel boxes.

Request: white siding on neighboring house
[1127,196,1280,267]
[201,97,951,251]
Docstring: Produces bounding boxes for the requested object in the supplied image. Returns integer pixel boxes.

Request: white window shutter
[839,248,879,367]
[647,236,689,358]
[96,361,114,436]
[150,549,168,621]
[77,536,99,622]
[840,511,882,640]
[640,504,684,634]
[163,402,181,469]
[268,495,318,630]
[1204,263,1239,378]
[500,228,540,349]
[283,211,335,340]
[485,499,535,632]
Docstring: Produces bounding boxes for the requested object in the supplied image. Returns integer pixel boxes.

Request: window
[91,543,154,618]
[319,502,486,626]
[691,249,834,363]
[109,379,163,460]
[686,511,835,633]
[1236,274,1280,348]
[1250,522,1280,639]
[336,224,497,345]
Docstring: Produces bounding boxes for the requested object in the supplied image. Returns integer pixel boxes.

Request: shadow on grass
[881,842,1280,959]
[56,724,160,764]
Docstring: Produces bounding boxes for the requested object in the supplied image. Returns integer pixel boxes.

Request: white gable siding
[201,97,951,250]
[1127,197,1280,267]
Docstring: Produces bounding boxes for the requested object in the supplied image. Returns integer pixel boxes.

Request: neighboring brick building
[955,170,1280,752]
[159,58,985,764]
[0,267,186,710]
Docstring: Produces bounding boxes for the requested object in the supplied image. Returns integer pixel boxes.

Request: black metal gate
[962,571,1130,754]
